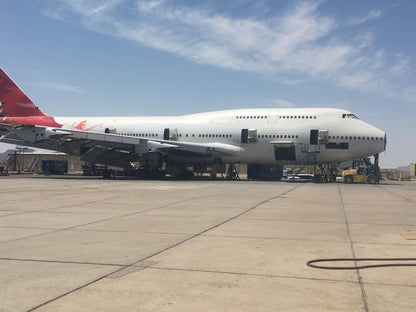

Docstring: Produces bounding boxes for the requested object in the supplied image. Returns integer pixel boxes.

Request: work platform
[0,176,415,311]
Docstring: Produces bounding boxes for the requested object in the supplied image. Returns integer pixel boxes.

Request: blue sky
[1,0,415,167]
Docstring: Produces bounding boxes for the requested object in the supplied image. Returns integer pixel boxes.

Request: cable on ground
[307,258,416,270]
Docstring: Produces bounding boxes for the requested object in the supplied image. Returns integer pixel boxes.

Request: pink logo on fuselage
[73,120,103,131]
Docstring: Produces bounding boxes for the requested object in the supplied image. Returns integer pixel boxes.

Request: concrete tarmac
[0,176,415,312]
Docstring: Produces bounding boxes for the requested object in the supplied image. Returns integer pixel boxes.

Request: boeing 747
[0,68,386,178]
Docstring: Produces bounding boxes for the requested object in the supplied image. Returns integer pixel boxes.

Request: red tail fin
[0,68,46,117]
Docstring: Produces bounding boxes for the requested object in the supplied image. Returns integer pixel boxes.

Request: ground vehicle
[342,167,378,184]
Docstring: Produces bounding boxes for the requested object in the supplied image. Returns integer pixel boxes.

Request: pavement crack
[338,184,369,312]
[0,257,124,267]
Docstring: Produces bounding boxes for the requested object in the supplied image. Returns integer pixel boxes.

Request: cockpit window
[342,113,359,119]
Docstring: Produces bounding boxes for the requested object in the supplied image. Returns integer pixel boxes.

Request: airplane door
[164,128,178,141]
[104,128,117,134]
[318,130,328,144]
[164,128,170,140]
[310,129,319,145]
[241,129,248,144]
[241,129,257,144]
[310,129,328,145]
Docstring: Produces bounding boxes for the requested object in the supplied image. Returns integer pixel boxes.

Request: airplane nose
[377,130,387,153]
[369,126,386,155]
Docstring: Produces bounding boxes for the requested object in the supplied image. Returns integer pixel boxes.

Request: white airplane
[0,68,386,178]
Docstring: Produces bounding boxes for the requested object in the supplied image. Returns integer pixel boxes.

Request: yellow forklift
[342,155,380,184]
[342,167,378,184]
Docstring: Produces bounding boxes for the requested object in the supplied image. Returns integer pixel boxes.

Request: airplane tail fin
[0,68,46,117]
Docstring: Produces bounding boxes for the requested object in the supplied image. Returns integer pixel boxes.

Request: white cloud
[35,82,84,93]
[350,9,382,25]
[44,1,415,101]
[273,99,296,107]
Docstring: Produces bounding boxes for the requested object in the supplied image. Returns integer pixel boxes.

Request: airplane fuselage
[50,108,386,165]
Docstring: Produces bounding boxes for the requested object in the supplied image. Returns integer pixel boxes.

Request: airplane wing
[0,123,242,168]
